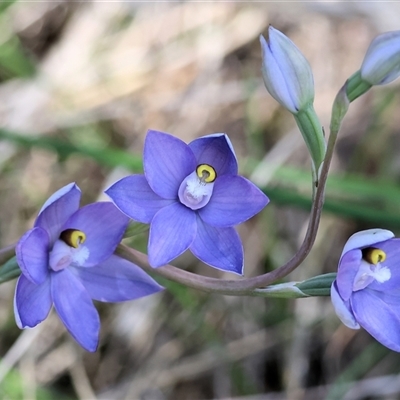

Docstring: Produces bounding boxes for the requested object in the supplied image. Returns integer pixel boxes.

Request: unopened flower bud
[260,26,314,114]
[346,30,400,102]
[361,30,400,85]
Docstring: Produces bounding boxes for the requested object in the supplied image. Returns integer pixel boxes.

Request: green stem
[346,70,372,102]
[294,105,326,184]
[0,256,20,284]
[0,243,15,265]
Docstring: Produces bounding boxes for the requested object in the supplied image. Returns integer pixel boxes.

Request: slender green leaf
[296,273,336,297]
[0,256,20,284]
[0,129,143,171]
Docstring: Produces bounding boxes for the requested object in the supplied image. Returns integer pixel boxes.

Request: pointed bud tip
[259,26,315,114]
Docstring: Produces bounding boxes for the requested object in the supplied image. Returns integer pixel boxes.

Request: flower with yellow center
[106,130,269,274]
[15,183,163,352]
[331,228,400,352]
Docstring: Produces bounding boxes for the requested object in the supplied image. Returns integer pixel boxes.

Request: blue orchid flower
[15,183,163,352]
[106,130,269,275]
[331,228,400,352]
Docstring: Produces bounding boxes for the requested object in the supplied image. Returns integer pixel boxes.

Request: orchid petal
[352,289,400,352]
[62,202,129,267]
[330,282,360,329]
[14,274,52,329]
[105,175,174,223]
[190,218,243,275]
[35,183,81,244]
[199,175,268,227]
[51,269,100,352]
[16,227,49,285]
[336,249,362,301]
[189,134,238,176]
[144,130,196,199]
[71,255,163,302]
[340,229,394,259]
[148,202,196,267]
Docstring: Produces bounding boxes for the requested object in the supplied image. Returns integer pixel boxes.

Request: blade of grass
[267,186,400,228]
[0,129,143,171]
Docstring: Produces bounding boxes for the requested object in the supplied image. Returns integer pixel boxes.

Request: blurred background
[0,1,400,399]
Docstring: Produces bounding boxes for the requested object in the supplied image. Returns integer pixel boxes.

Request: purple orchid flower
[331,228,400,352]
[15,183,163,352]
[105,130,269,274]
